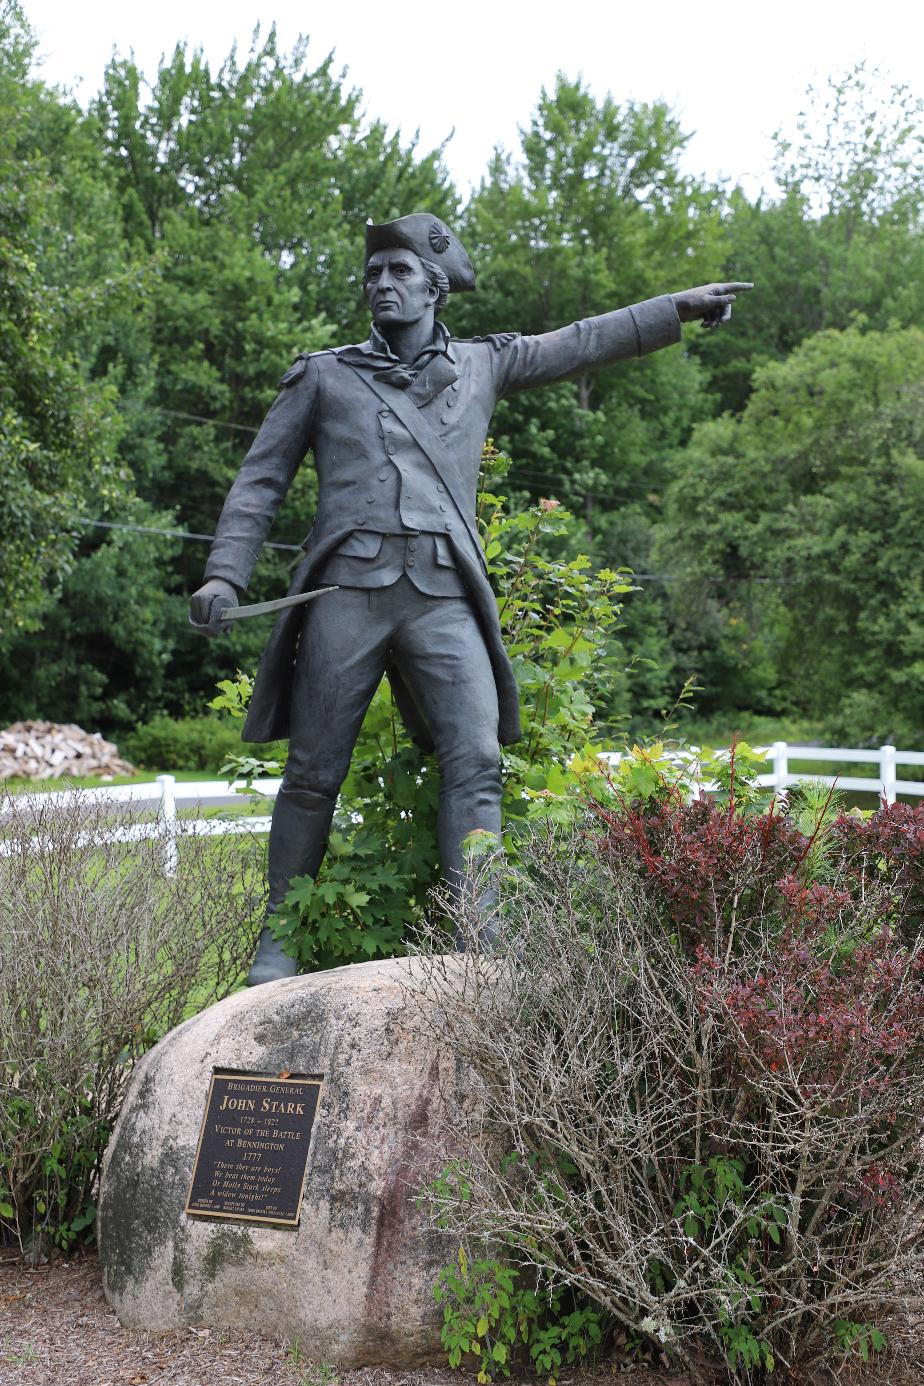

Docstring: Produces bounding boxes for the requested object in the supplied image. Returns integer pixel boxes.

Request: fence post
[157,774,178,877]
[880,745,897,806]
[770,741,789,799]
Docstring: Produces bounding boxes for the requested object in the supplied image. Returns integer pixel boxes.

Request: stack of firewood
[0,721,136,780]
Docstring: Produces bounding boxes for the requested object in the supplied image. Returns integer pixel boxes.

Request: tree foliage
[659,323,924,741]
[0,4,131,629]
[696,66,924,412]
[452,76,721,522]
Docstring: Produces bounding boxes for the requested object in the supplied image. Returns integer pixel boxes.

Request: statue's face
[364,247,436,327]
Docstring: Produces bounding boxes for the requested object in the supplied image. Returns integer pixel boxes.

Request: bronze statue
[190,212,751,984]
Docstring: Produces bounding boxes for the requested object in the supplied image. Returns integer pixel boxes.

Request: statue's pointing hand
[672,282,754,329]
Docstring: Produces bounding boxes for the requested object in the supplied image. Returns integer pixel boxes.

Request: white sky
[22,0,924,198]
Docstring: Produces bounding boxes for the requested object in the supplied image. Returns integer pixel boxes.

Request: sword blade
[220,586,338,623]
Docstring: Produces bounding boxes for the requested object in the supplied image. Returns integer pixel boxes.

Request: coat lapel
[335,330,458,408]
[405,352,458,407]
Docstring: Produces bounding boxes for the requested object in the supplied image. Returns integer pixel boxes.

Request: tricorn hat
[365,213,476,292]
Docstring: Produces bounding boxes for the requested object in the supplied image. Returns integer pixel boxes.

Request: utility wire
[76,519,792,582]
[154,407,259,435]
[151,406,670,504]
[78,518,302,552]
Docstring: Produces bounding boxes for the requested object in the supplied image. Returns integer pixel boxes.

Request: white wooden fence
[758,742,924,804]
[1,745,922,875]
[0,774,281,876]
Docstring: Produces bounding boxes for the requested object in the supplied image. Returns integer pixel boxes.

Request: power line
[149,405,671,505]
[153,407,259,435]
[77,519,793,583]
[78,518,302,552]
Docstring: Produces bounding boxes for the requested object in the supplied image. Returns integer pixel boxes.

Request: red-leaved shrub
[415,789,924,1382]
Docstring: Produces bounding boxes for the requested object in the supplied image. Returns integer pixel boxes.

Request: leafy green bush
[122,713,286,774]
[433,1246,603,1382]
[411,754,924,1383]
[0,788,264,1257]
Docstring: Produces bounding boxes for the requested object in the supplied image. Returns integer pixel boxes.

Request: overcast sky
[22,0,924,198]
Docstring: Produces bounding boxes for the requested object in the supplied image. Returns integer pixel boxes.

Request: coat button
[407,558,416,567]
[378,471,388,481]
[366,495,375,503]
[446,398,455,408]
[356,518,365,526]
[408,541,418,552]
[386,445,396,455]
[440,415,449,424]
[439,503,448,512]
[379,408,391,417]
[450,382,458,392]
[436,484,445,493]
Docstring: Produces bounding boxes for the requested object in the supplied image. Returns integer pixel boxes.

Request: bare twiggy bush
[0,789,265,1254]
[410,819,924,1383]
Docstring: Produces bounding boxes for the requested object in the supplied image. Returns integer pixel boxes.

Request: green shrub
[433,1246,603,1382]
[0,788,264,1257]
[122,713,286,774]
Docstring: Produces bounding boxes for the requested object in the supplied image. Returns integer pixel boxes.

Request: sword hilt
[187,596,235,638]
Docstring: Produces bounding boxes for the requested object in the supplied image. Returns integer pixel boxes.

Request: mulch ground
[1,1249,922,1386]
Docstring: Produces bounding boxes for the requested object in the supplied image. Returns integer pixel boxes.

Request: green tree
[452,76,723,525]
[0,504,184,729]
[697,67,924,412]
[658,322,924,741]
[0,3,132,631]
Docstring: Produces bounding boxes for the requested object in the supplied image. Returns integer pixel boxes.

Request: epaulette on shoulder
[278,349,331,388]
[461,332,521,351]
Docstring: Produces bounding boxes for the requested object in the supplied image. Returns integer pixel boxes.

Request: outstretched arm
[493,283,753,399]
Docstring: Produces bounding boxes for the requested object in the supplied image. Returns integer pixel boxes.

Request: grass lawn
[1,768,230,792]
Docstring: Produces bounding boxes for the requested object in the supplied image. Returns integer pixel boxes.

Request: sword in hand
[189,581,338,637]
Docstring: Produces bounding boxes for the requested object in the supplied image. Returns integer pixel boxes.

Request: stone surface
[98,957,459,1367]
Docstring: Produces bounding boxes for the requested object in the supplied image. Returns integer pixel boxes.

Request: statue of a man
[190,213,750,984]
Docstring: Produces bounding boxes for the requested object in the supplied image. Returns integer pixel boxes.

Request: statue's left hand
[672,282,754,329]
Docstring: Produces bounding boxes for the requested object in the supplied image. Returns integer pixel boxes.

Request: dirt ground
[1,1249,922,1386]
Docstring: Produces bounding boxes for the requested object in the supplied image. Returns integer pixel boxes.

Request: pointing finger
[714,281,754,293]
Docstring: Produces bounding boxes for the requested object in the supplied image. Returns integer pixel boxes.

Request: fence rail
[1,745,921,873]
[0,775,280,876]
[756,742,923,804]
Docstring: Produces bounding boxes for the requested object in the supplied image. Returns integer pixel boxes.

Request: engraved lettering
[185,1072,322,1228]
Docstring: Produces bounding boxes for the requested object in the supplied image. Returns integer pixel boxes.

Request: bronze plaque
[185,1070,322,1227]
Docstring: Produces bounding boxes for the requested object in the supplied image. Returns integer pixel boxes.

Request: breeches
[268,577,502,908]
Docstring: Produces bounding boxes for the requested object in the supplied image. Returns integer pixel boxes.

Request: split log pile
[0,721,136,781]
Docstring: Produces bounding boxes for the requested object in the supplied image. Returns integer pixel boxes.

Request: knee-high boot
[247,785,337,986]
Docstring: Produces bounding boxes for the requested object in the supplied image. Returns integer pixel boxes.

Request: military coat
[203,294,681,745]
